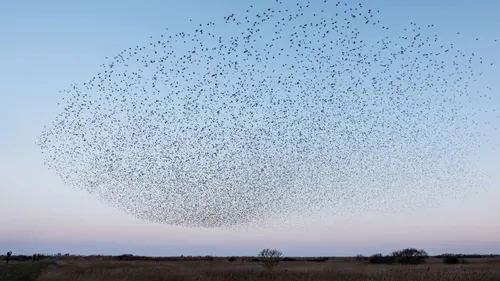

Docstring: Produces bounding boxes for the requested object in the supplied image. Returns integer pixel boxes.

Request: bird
[35,1,498,230]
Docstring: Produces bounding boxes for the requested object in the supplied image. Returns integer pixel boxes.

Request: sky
[0,0,499,257]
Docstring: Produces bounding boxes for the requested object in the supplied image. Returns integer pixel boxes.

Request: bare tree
[258,248,283,270]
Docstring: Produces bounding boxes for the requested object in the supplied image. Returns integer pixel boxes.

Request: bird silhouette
[36,1,498,230]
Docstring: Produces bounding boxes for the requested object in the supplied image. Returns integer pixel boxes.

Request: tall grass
[35,260,500,281]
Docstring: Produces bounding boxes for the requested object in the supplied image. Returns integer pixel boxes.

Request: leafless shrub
[257,248,283,270]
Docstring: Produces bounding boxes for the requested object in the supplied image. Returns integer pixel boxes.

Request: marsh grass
[0,261,51,281]
[31,258,500,281]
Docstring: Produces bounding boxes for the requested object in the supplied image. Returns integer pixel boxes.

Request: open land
[1,255,500,281]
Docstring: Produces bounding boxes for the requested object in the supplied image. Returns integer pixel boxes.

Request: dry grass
[0,261,50,281]
[32,257,500,281]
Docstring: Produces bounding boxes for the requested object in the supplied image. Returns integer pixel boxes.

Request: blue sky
[0,0,499,257]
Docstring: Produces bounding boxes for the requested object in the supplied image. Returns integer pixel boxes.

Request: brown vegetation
[17,255,500,281]
[2,253,500,281]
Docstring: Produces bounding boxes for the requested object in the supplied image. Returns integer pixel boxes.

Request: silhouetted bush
[369,248,429,265]
[391,248,429,264]
[282,257,297,262]
[442,254,468,264]
[228,256,237,262]
[443,256,460,264]
[369,253,383,264]
[204,255,214,261]
[369,253,395,264]
[461,254,482,258]
[115,254,134,261]
[355,254,365,261]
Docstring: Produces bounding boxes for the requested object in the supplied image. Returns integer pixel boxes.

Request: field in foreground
[1,257,500,281]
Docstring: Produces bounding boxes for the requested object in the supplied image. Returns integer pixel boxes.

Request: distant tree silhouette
[391,248,429,264]
[258,248,283,270]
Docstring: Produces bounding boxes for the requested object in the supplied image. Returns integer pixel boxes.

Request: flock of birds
[36,1,498,229]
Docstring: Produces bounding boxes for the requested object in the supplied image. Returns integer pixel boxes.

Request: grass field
[1,256,500,281]
[0,261,50,281]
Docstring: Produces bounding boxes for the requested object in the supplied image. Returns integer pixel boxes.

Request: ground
[0,256,499,281]
[0,261,49,281]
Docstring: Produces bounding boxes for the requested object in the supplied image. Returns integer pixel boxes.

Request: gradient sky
[1,0,499,257]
